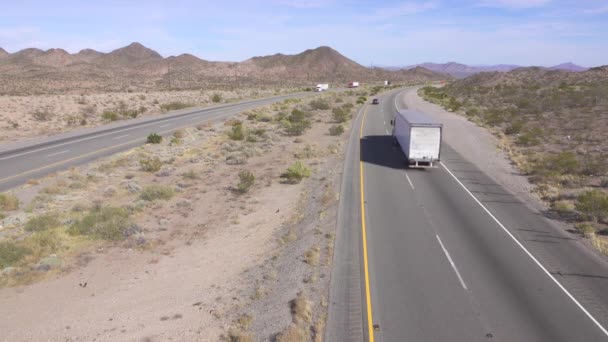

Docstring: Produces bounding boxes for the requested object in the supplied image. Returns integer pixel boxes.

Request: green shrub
[332,107,349,123]
[309,99,330,110]
[32,108,53,121]
[182,170,199,180]
[69,207,131,240]
[329,125,344,136]
[281,161,311,184]
[236,171,255,193]
[575,190,608,222]
[25,213,61,232]
[139,185,175,201]
[139,156,163,172]
[102,110,119,122]
[211,93,222,103]
[147,133,163,144]
[0,193,19,211]
[517,128,542,146]
[504,120,524,135]
[160,101,192,112]
[0,241,30,268]
[228,121,245,140]
[535,152,580,176]
[576,222,596,237]
[283,109,312,136]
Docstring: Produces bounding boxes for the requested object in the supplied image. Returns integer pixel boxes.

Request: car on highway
[372,98,379,104]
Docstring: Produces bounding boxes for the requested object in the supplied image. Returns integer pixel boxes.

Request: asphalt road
[327,89,608,341]
[0,91,316,191]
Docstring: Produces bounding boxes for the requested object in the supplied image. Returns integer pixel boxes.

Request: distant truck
[348,81,360,88]
[384,80,391,86]
[315,84,329,92]
[391,110,442,168]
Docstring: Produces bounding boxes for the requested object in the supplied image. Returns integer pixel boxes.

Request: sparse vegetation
[228,121,245,140]
[0,241,30,268]
[309,98,330,110]
[160,101,193,112]
[236,171,255,194]
[281,161,311,184]
[576,190,608,223]
[211,93,222,103]
[32,108,53,121]
[140,185,175,201]
[69,206,132,240]
[282,108,312,136]
[139,156,163,172]
[329,125,344,136]
[332,107,349,123]
[101,110,119,122]
[0,193,19,211]
[146,133,163,144]
[25,213,61,232]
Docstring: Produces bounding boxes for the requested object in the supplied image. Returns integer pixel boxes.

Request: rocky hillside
[0,43,449,94]
[399,62,589,78]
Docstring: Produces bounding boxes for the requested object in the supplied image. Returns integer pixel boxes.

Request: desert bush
[32,108,53,121]
[140,185,174,201]
[102,110,119,122]
[342,102,354,110]
[139,156,163,172]
[211,93,222,103]
[281,161,311,184]
[173,129,185,139]
[309,99,330,110]
[160,101,193,112]
[581,155,608,176]
[236,171,255,194]
[600,179,608,189]
[504,120,525,135]
[146,133,163,144]
[283,109,312,136]
[334,97,344,103]
[575,190,608,222]
[332,107,349,123]
[182,170,199,180]
[329,125,344,136]
[69,206,131,240]
[0,241,30,268]
[534,152,580,176]
[517,128,542,146]
[576,222,596,237]
[0,193,19,211]
[228,121,245,140]
[25,213,61,232]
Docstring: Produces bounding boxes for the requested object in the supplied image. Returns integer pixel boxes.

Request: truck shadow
[360,135,406,169]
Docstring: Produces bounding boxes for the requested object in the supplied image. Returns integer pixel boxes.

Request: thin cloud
[368,1,438,21]
[478,0,551,9]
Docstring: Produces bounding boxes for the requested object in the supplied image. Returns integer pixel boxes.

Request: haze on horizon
[1,0,607,67]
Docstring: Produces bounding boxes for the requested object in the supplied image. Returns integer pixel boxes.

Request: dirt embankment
[0,89,372,341]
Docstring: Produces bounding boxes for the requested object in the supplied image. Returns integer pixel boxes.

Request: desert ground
[0,89,371,341]
[0,87,300,144]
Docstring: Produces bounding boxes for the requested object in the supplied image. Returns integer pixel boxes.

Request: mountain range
[388,61,589,78]
[0,43,449,94]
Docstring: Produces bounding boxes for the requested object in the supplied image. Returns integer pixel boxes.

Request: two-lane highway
[0,92,314,191]
[327,89,608,341]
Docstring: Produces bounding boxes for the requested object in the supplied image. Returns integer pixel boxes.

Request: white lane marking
[46,150,70,157]
[404,171,415,190]
[159,124,170,128]
[441,162,608,337]
[385,129,390,135]
[394,92,401,111]
[112,134,130,140]
[436,234,468,290]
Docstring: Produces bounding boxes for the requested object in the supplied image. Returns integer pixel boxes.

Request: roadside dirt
[0,90,364,341]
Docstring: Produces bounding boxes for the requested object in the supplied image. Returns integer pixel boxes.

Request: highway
[327,89,608,341]
[0,92,314,191]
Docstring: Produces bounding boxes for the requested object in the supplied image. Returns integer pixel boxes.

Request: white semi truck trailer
[391,110,443,168]
[315,83,329,92]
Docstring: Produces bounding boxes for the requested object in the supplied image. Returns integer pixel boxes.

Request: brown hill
[0,43,448,94]
[0,48,8,59]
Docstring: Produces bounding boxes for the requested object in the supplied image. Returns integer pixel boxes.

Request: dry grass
[0,193,20,211]
[276,324,307,342]
[303,246,320,266]
[292,292,313,325]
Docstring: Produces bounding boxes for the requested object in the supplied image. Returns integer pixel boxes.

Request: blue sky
[1,0,607,67]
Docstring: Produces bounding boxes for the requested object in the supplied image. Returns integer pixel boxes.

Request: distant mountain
[0,48,8,59]
[392,61,588,78]
[548,62,588,72]
[0,43,449,94]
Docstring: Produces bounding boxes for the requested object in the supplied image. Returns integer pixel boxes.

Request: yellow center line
[359,104,375,342]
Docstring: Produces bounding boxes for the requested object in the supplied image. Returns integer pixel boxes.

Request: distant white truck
[315,83,329,92]
[348,81,359,88]
[391,110,442,168]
